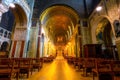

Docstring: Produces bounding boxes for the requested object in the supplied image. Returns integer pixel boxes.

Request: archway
[0,4,28,57]
[39,5,80,57]
[96,18,118,59]
[0,41,9,51]
[0,41,9,57]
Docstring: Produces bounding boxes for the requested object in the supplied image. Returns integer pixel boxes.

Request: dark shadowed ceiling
[33,0,100,18]
[32,0,100,45]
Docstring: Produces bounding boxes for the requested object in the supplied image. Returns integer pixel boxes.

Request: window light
[96,6,102,12]
[9,3,15,8]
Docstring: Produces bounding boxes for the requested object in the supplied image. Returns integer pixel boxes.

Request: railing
[0,27,11,42]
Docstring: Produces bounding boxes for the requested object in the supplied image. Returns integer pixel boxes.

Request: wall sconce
[96,6,102,12]
[9,3,15,8]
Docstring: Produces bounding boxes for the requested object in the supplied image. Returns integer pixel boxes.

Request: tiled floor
[28,56,93,80]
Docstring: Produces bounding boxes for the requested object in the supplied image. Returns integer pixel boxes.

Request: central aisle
[28,56,92,80]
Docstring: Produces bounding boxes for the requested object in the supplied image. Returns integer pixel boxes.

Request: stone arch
[95,16,116,59]
[0,41,9,51]
[39,4,80,56]
[0,3,28,40]
[40,5,79,29]
[6,4,28,58]
[91,15,115,43]
[96,18,112,44]
[9,4,27,29]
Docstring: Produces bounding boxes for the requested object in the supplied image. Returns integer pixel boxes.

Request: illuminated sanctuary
[0,0,120,80]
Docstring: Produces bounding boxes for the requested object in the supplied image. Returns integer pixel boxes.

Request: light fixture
[9,3,15,8]
[96,6,102,12]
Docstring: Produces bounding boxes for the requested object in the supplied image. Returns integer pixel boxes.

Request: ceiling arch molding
[40,4,80,26]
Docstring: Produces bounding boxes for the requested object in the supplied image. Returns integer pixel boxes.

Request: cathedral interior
[0,0,120,80]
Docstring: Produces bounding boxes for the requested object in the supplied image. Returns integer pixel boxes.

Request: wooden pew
[18,58,32,78]
[43,56,54,62]
[92,59,113,80]
[82,58,95,76]
[31,58,43,73]
[66,56,76,64]
[111,60,120,80]
[0,58,19,80]
[73,58,84,70]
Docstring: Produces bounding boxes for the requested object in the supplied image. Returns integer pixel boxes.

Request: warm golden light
[41,27,45,34]
[28,56,83,80]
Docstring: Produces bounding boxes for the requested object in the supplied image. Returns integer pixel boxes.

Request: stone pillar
[80,19,92,45]
[36,21,41,58]
[75,34,78,57]
[80,19,92,57]
[9,28,28,58]
[41,33,44,57]
[77,24,82,57]
[10,40,25,58]
[116,40,120,60]
[75,23,83,57]
[27,18,38,58]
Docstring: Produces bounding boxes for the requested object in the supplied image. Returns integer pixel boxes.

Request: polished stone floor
[28,55,93,80]
[11,54,120,80]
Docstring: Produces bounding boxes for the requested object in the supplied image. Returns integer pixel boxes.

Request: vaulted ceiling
[32,0,100,45]
[40,5,79,45]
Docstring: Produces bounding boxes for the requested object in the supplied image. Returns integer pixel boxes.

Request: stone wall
[27,27,39,58]
[89,0,120,58]
[80,20,92,45]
